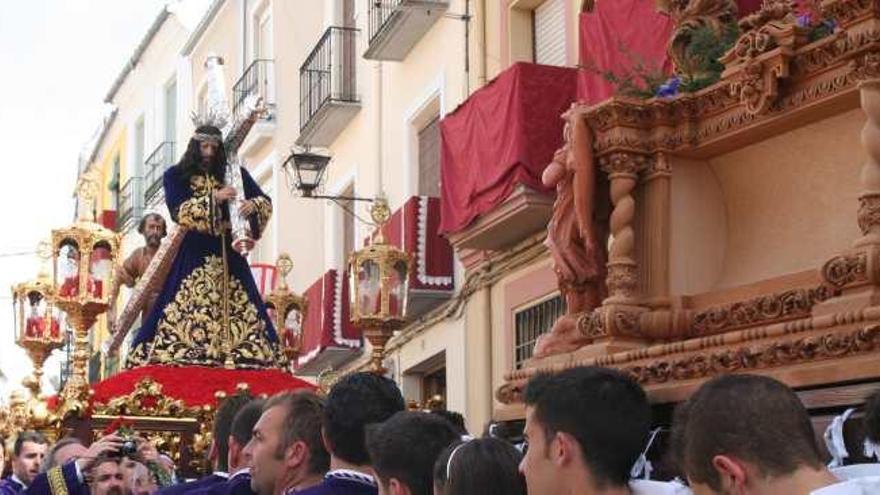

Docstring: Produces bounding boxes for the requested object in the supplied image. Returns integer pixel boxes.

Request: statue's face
[142,217,166,247]
[199,141,218,164]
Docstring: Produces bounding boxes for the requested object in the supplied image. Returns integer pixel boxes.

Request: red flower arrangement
[103,416,135,436]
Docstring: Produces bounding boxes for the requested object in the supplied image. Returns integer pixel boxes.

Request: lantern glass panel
[357,259,381,317]
[283,307,303,336]
[266,302,277,322]
[89,241,113,300]
[57,241,81,298]
[25,291,60,340]
[388,260,409,318]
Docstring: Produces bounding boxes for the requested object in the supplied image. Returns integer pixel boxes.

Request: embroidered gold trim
[127,255,282,369]
[47,466,69,495]
[177,175,217,234]
[251,196,272,237]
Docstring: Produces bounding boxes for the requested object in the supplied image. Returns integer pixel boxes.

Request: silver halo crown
[190,109,226,144]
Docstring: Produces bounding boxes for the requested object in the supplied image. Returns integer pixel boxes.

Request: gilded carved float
[497,0,880,407]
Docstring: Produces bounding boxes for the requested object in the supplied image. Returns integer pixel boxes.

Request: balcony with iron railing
[296,26,360,147]
[117,176,144,232]
[364,0,449,61]
[233,59,275,120]
[144,141,175,205]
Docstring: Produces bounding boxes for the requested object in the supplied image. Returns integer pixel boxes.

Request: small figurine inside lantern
[283,306,303,335]
[24,291,60,339]
[57,240,81,298]
[88,241,113,299]
[356,259,381,317]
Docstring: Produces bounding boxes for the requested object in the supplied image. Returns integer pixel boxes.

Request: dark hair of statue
[176,125,227,184]
[137,213,167,236]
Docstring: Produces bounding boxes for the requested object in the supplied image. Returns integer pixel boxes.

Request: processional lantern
[282,148,332,198]
[51,172,121,416]
[266,253,307,369]
[12,243,66,397]
[348,198,412,374]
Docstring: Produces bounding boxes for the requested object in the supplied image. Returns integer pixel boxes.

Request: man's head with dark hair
[42,436,87,472]
[865,388,880,444]
[672,374,833,494]
[244,391,330,495]
[227,398,265,473]
[12,431,48,485]
[366,411,459,495]
[88,455,125,495]
[429,409,468,437]
[211,392,254,473]
[324,372,405,467]
[519,366,650,494]
[433,438,526,495]
[137,213,167,248]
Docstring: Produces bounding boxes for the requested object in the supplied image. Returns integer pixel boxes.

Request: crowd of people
[1,369,879,495]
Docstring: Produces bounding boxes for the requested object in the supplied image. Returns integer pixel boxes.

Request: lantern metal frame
[266,254,308,368]
[12,277,66,397]
[50,172,122,417]
[347,198,413,374]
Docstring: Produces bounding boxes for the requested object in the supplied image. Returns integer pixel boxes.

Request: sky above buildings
[0,0,211,397]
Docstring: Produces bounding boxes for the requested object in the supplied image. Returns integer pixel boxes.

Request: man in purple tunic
[0,432,48,494]
[295,373,405,495]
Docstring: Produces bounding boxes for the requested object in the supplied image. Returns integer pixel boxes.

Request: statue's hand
[102,338,118,358]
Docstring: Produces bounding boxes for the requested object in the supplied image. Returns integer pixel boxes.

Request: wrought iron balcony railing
[364,0,449,61]
[117,176,144,232]
[299,26,359,139]
[368,0,403,44]
[144,141,175,205]
[233,59,275,119]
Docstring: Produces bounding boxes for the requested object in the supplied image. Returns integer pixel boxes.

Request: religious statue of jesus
[125,123,281,369]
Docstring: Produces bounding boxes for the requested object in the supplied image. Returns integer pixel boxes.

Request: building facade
[80,0,588,434]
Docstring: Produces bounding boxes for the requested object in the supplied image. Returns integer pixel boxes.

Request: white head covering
[630,479,693,495]
[825,408,858,468]
[630,427,663,480]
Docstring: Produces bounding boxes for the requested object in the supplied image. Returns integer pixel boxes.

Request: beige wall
[709,109,865,289]
[669,157,727,295]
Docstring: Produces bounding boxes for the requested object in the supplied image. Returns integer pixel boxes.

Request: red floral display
[103,416,134,435]
[89,365,315,407]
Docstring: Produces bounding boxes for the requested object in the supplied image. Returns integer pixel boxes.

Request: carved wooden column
[816,54,880,313]
[639,153,672,305]
[600,152,649,304]
[855,55,880,249]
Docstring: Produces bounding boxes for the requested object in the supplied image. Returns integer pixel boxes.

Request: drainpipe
[375,61,384,197]
[241,0,248,76]
[478,0,487,88]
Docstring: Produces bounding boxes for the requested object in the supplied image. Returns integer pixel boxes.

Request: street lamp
[348,198,412,374]
[52,172,121,416]
[282,148,373,202]
[266,253,307,370]
[282,148,331,198]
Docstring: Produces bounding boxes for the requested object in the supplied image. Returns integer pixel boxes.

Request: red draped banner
[439,62,577,234]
